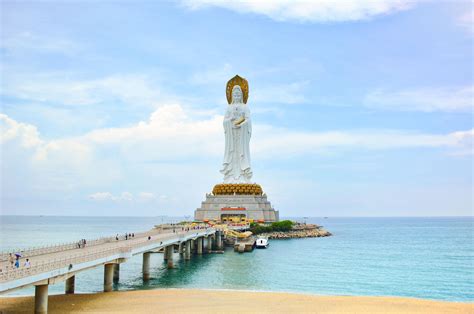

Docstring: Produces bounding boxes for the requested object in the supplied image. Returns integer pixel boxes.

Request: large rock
[263,227,332,239]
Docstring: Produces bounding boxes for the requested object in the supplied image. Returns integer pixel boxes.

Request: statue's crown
[226,75,249,104]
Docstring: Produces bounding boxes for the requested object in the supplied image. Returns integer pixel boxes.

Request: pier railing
[0,229,212,283]
[0,228,171,262]
[0,246,132,283]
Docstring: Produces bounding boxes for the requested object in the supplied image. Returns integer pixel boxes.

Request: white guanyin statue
[221,75,253,183]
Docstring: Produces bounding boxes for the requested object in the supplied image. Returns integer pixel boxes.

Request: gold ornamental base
[212,183,263,196]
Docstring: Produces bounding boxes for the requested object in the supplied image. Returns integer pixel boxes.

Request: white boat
[255,236,269,249]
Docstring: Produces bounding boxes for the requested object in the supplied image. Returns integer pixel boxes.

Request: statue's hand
[233,116,245,126]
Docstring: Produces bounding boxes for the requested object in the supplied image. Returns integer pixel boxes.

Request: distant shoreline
[2,289,471,313]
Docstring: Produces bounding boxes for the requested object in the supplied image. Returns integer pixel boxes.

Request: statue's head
[231,85,243,104]
[226,75,248,104]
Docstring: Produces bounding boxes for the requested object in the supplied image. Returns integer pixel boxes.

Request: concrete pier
[104,264,114,292]
[113,264,120,283]
[233,237,257,253]
[1,226,217,314]
[197,237,203,255]
[190,239,195,254]
[207,236,212,253]
[178,242,184,255]
[166,246,174,269]
[142,252,151,280]
[216,231,223,250]
[65,276,75,294]
[185,240,191,260]
[34,284,48,314]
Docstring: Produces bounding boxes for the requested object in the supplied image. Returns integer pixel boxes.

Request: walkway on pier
[0,225,223,313]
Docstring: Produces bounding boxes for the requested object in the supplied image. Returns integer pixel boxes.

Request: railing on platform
[0,228,174,262]
[0,246,132,283]
[0,228,214,284]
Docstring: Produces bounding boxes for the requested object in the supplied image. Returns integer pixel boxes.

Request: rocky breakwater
[261,224,332,239]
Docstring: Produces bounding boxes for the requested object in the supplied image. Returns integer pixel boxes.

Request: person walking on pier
[8,253,14,269]
[24,259,31,268]
[14,256,19,268]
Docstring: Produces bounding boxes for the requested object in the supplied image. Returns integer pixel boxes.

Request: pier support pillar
[65,275,75,294]
[34,284,48,314]
[197,237,203,255]
[207,236,212,253]
[190,239,195,254]
[104,264,114,292]
[178,242,184,256]
[113,263,120,283]
[166,245,174,269]
[163,246,168,261]
[216,231,223,250]
[185,240,191,260]
[142,252,151,281]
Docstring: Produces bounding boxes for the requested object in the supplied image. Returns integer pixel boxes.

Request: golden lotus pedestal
[212,183,263,196]
[194,183,279,223]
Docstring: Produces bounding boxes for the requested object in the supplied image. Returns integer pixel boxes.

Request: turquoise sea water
[1,216,472,302]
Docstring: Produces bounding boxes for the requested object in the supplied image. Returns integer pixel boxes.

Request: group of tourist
[3,224,212,273]
[181,226,208,231]
[116,233,135,241]
[77,239,87,248]
[8,253,30,269]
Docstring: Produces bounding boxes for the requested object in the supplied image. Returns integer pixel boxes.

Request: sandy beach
[1,289,472,313]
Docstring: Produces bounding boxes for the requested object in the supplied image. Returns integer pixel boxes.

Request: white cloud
[3,105,472,167]
[88,191,160,202]
[138,192,156,201]
[253,126,474,157]
[457,5,473,34]
[364,86,474,112]
[181,0,416,23]
[88,192,134,202]
[82,104,224,160]
[2,105,472,180]
[0,114,92,165]
[1,73,162,107]
[0,113,43,148]
[88,192,115,201]
[2,107,472,215]
[121,192,133,201]
[1,31,81,56]
[449,129,474,156]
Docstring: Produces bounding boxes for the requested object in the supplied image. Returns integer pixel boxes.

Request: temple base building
[194,184,279,223]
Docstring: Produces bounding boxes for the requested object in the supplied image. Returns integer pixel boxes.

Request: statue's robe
[221,103,253,183]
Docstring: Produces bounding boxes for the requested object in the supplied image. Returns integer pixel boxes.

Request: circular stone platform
[212,183,263,195]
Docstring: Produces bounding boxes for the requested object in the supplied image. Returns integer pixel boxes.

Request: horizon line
[1,215,472,218]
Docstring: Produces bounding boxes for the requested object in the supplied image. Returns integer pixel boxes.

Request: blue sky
[1,0,472,217]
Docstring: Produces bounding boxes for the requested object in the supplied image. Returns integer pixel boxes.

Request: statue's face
[232,86,243,103]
